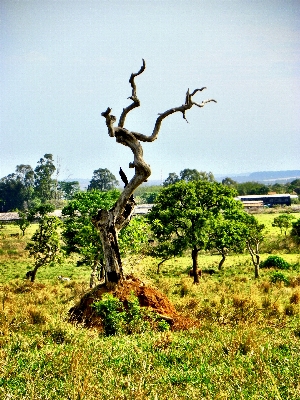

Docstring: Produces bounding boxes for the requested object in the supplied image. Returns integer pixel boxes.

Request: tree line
[1,156,299,213]
[136,169,300,204]
[0,154,119,212]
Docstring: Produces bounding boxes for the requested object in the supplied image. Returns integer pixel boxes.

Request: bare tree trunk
[191,246,200,284]
[90,259,99,288]
[93,60,216,287]
[28,264,39,282]
[247,241,260,279]
[93,209,124,285]
[218,252,226,270]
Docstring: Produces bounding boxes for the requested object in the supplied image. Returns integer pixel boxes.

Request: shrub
[92,294,126,336]
[261,255,291,270]
[290,291,300,304]
[270,271,290,286]
[284,304,296,316]
[291,218,300,242]
[125,292,150,334]
[157,319,170,332]
[92,292,170,336]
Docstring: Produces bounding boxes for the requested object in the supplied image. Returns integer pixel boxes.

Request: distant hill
[217,170,300,184]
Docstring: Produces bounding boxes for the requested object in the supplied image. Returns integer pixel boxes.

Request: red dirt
[69,274,199,331]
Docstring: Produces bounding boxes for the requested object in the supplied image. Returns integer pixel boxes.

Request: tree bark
[218,253,226,270]
[27,265,39,282]
[191,246,200,284]
[94,60,216,287]
[247,241,260,279]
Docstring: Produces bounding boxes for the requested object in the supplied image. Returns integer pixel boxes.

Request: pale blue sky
[1,0,299,182]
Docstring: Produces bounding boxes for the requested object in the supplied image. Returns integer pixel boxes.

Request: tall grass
[0,218,300,399]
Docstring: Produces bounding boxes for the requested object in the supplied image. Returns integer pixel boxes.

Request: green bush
[92,292,169,336]
[157,319,170,332]
[291,218,300,242]
[270,271,290,286]
[92,293,126,336]
[261,255,291,270]
[125,292,150,334]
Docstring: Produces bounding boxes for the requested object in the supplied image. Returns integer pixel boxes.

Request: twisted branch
[101,60,216,221]
[118,59,146,128]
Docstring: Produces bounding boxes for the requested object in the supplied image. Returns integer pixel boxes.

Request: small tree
[148,180,238,283]
[206,213,247,270]
[34,154,56,203]
[272,214,295,236]
[243,214,265,279]
[222,177,237,188]
[58,181,81,200]
[26,212,62,282]
[163,172,180,187]
[15,210,31,236]
[62,190,120,286]
[62,190,150,287]
[88,168,119,192]
[180,168,215,183]
[291,218,300,243]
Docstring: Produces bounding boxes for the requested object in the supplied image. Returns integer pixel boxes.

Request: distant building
[236,194,298,207]
[133,204,154,215]
[239,200,264,209]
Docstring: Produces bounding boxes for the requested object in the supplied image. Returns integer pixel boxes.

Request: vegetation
[291,218,300,243]
[163,168,215,186]
[62,190,150,286]
[87,168,119,192]
[0,60,299,398]
[242,213,265,279]
[0,223,299,399]
[272,213,295,235]
[148,180,247,283]
[92,292,168,336]
[62,189,120,281]
[261,255,291,270]
[25,205,62,282]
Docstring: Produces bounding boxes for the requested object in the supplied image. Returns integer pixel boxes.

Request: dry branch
[96,60,216,285]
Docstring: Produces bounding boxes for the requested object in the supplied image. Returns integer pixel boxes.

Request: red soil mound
[69,275,199,331]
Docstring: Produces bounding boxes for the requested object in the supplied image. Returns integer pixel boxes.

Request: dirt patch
[69,274,198,331]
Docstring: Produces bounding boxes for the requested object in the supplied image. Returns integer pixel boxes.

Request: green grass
[0,215,300,399]
[255,212,300,235]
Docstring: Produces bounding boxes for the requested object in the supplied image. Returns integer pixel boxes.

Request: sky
[1,0,299,183]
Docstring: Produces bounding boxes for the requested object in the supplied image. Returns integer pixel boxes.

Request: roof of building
[236,194,298,199]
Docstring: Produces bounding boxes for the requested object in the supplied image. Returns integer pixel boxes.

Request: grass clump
[270,271,290,286]
[261,255,291,270]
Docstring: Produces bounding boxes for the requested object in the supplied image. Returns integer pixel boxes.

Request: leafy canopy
[272,213,295,235]
[88,168,119,191]
[62,190,150,267]
[62,190,120,265]
[148,180,241,260]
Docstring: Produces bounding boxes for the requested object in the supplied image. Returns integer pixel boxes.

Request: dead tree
[92,59,216,287]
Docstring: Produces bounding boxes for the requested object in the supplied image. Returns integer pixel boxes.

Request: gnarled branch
[118,59,146,128]
[101,60,216,223]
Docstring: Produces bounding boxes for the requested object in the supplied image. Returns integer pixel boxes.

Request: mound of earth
[69,275,198,331]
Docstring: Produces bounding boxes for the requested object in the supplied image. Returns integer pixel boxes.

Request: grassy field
[0,214,300,399]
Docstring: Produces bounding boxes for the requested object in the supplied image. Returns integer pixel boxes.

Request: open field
[0,214,300,399]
